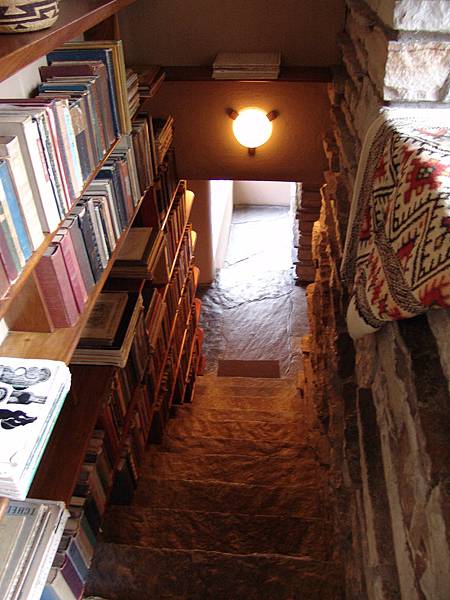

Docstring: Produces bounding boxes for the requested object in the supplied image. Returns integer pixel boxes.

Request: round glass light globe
[232,108,273,149]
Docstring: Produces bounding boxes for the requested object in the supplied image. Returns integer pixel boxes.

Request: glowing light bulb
[232,108,273,149]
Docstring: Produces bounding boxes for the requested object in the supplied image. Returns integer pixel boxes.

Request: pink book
[35,242,80,327]
[53,229,88,311]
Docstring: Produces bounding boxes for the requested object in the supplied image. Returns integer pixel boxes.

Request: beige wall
[120,0,345,67]
[233,181,292,206]
[144,81,330,186]
[187,180,215,284]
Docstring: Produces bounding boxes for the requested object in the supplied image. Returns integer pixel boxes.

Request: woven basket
[0,0,59,33]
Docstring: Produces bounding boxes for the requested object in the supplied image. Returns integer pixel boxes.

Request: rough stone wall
[299,1,450,598]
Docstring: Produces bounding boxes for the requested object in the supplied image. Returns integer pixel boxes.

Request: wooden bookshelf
[0,190,147,362]
[163,65,333,82]
[0,0,135,82]
[0,138,121,324]
[29,365,115,503]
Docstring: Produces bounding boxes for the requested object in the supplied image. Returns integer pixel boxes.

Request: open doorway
[195,180,310,379]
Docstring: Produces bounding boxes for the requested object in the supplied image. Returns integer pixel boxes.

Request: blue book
[0,159,32,262]
[47,48,120,137]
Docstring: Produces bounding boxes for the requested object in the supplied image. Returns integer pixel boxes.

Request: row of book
[0,498,68,600]
[34,135,142,328]
[131,65,165,99]
[111,226,168,282]
[131,111,174,200]
[173,298,202,405]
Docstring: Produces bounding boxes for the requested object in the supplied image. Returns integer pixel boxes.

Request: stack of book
[126,68,141,119]
[43,507,96,600]
[212,52,281,79]
[48,40,132,136]
[72,291,144,368]
[131,65,165,99]
[111,226,168,282]
[0,498,69,600]
[0,357,71,500]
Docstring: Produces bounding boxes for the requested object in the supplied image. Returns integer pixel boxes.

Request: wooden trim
[0,0,135,83]
[162,65,333,83]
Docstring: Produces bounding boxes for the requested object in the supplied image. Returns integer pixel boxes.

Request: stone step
[86,543,342,600]
[132,477,328,519]
[174,404,300,422]
[196,375,295,394]
[192,391,301,413]
[102,506,332,559]
[142,452,322,487]
[166,415,308,443]
[161,433,319,459]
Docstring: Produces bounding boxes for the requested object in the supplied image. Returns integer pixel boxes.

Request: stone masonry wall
[299,1,450,598]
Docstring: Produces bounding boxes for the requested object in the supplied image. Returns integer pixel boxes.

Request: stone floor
[198,205,309,377]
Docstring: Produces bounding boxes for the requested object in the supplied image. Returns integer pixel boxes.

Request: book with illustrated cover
[0,357,71,500]
[80,291,128,346]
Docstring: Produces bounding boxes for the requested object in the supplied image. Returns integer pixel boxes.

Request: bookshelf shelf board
[0,190,147,362]
[162,65,333,83]
[0,0,135,83]
[29,364,115,503]
[0,138,121,324]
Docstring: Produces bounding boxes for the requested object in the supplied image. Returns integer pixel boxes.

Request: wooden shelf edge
[162,65,333,83]
[0,0,136,83]
[0,189,147,362]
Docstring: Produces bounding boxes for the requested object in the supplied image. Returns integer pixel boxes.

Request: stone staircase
[86,376,342,599]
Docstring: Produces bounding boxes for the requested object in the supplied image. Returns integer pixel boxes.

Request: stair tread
[102,506,332,558]
[86,543,342,600]
[166,416,308,442]
[142,452,324,486]
[132,476,328,518]
[174,404,301,422]
[161,433,320,458]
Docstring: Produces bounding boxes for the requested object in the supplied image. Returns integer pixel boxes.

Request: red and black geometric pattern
[341,109,450,337]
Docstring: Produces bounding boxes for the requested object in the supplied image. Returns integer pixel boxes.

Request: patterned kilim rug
[341,108,450,339]
[217,360,281,378]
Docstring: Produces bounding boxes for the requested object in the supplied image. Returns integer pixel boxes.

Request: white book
[0,136,44,251]
[0,113,60,232]
[0,357,71,500]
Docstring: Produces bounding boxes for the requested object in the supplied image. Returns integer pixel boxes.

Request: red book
[35,242,80,327]
[0,258,9,298]
[53,229,88,312]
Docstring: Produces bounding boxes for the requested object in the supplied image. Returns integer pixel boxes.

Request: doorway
[197,180,310,378]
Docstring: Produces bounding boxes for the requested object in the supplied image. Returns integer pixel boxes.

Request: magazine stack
[0,498,69,600]
[0,357,71,500]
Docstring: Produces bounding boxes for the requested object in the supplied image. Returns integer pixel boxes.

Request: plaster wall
[119,0,345,67]
[143,81,330,186]
[233,181,291,206]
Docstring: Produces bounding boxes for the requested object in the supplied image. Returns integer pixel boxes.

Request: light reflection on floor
[198,205,310,377]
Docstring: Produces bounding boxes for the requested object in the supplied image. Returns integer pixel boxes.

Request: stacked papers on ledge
[213,52,281,79]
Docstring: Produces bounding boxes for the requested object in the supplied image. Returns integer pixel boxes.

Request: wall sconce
[227,107,279,155]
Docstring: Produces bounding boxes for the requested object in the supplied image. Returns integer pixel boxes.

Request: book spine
[72,203,103,282]
[0,199,20,279]
[0,138,44,252]
[57,230,88,312]
[35,244,80,327]
[59,101,84,196]
[86,198,109,269]
[0,161,31,262]
[60,217,95,293]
